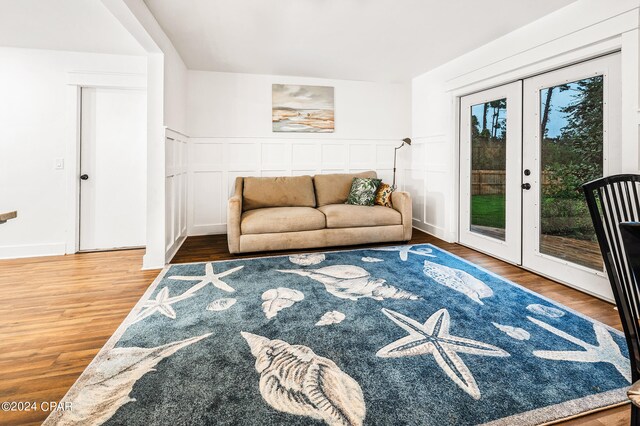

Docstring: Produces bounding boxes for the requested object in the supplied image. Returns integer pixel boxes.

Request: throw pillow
[346,178,382,206]
[375,183,393,208]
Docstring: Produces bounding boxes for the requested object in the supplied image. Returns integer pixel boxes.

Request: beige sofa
[227,171,412,254]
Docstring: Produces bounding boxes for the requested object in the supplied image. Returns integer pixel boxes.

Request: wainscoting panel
[376,145,396,168]
[187,138,404,236]
[165,130,188,262]
[402,134,452,241]
[228,142,260,171]
[262,143,289,170]
[192,171,224,227]
[291,143,320,168]
[321,143,348,169]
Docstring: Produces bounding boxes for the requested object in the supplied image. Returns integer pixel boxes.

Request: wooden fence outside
[471,170,556,195]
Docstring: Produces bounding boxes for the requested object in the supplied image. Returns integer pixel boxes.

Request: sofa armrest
[391,191,412,241]
[227,177,244,254]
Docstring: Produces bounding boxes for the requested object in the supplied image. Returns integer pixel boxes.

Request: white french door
[459,82,523,264]
[459,53,622,300]
[521,53,621,299]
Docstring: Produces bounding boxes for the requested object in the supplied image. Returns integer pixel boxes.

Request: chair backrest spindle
[583,174,640,382]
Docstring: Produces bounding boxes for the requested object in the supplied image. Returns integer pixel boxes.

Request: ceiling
[144,0,577,82]
[0,0,145,56]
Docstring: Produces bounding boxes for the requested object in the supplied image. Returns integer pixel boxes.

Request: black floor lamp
[392,138,412,189]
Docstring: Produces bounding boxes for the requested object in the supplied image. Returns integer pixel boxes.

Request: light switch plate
[55,158,64,170]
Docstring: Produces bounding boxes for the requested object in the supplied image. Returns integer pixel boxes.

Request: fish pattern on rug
[44,244,631,426]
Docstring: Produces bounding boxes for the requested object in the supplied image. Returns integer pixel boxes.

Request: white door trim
[65,72,146,254]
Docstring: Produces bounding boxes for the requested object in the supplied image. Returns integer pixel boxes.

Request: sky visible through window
[471,102,506,139]
[539,84,580,138]
[470,83,584,139]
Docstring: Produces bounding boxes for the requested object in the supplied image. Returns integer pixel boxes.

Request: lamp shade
[402,138,412,145]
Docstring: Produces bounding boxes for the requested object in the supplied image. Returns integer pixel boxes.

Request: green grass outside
[471,194,594,240]
[471,195,506,229]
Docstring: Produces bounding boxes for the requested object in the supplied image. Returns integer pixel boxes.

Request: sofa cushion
[346,177,382,206]
[243,176,316,211]
[241,207,326,234]
[375,183,394,208]
[317,204,401,228]
[313,171,377,207]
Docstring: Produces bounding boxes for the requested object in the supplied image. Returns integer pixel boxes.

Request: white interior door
[459,81,523,264]
[79,87,147,251]
[522,53,622,300]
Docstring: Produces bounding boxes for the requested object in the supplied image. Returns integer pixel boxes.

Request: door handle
[80,174,89,181]
[522,183,531,190]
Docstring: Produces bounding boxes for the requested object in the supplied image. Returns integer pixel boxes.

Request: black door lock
[80,174,89,181]
[522,183,531,190]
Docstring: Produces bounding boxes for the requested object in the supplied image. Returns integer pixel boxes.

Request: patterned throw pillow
[375,183,393,208]
[346,178,382,206]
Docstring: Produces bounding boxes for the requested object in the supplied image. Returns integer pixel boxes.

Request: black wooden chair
[583,174,640,424]
[622,222,640,418]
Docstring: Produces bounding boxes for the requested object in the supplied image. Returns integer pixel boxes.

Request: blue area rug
[45,244,630,426]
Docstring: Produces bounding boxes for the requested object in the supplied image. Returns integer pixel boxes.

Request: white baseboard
[165,235,187,263]
[412,221,455,243]
[0,242,66,260]
[188,223,226,236]
[142,253,164,270]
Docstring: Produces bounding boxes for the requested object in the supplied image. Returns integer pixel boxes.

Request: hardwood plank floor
[0,230,629,425]
[0,250,160,426]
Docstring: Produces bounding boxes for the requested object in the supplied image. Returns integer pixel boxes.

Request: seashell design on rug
[315,310,346,326]
[207,297,237,312]
[277,265,420,301]
[241,332,366,426]
[261,287,304,319]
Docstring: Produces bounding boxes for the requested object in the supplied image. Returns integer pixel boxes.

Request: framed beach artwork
[272,84,334,132]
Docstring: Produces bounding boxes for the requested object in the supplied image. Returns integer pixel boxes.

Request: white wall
[186,71,411,235]
[102,0,189,268]
[0,47,147,259]
[409,0,640,242]
[105,0,188,133]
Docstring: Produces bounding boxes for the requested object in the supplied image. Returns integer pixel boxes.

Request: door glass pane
[539,76,604,270]
[470,99,507,241]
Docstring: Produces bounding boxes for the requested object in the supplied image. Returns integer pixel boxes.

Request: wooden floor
[0,230,629,425]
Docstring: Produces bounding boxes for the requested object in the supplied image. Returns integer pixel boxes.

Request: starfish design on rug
[169,263,244,294]
[132,287,195,323]
[373,245,436,261]
[528,316,631,382]
[376,308,509,399]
